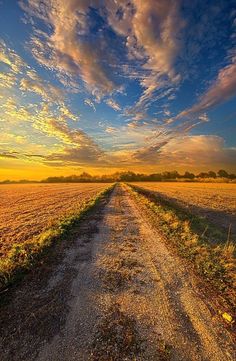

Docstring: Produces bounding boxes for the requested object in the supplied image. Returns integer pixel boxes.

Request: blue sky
[0,0,236,179]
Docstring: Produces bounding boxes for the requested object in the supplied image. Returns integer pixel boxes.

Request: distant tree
[207,171,217,178]
[149,173,162,181]
[218,169,229,178]
[161,170,180,180]
[197,172,209,178]
[183,171,195,179]
[79,172,92,179]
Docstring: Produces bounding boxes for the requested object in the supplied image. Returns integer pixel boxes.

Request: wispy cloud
[105,99,121,111]
[132,135,236,171]
[0,151,18,159]
[20,76,64,103]
[176,55,236,121]
[20,0,121,99]
[105,126,117,134]
[84,98,96,112]
[107,0,184,112]
[20,0,184,109]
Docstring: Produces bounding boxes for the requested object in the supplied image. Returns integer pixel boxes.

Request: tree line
[41,169,236,182]
[1,169,235,184]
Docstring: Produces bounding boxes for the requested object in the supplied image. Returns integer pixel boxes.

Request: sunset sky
[0,0,236,180]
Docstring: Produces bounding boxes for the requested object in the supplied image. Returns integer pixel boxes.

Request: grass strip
[0,184,115,291]
[127,184,236,310]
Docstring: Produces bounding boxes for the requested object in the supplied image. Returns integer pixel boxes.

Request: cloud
[0,96,33,122]
[107,0,184,109]
[45,145,105,166]
[0,133,27,145]
[105,99,121,111]
[84,98,96,112]
[20,0,184,107]
[143,56,236,155]
[31,108,106,165]
[20,0,120,98]
[0,40,78,126]
[0,39,26,91]
[20,76,64,103]
[133,135,236,171]
[131,0,183,79]
[0,152,18,159]
[20,78,62,103]
[176,56,236,120]
[58,104,78,121]
[105,126,117,134]
[0,71,16,90]
[0,39,26,73]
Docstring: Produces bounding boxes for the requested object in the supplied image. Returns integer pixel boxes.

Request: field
[1,183,235,361]
[0,183,111,257]
[131,182,236,235]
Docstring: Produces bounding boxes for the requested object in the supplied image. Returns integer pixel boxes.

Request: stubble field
[0,183,111,257]
[131,182,236,234]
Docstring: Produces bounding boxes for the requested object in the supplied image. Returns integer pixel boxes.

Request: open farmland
[0,183,111,257]
[1,183,235,361]
[131,182,236,235]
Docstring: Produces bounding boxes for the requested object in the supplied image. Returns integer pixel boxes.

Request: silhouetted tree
[207,171,217,178]
[183,171,195,179]
[218,169,229,178]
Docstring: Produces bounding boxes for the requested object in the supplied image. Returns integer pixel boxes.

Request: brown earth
[0,184,235,360]
[131,182,236,235]
[0,183,110,256]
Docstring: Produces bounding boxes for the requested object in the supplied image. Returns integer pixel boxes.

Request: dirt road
[0,184,235,360]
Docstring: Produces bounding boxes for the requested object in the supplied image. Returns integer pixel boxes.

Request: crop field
[131,182,236,234]
[0,183,111,257]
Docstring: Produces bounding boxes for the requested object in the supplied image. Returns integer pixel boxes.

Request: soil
[0,184,235,360]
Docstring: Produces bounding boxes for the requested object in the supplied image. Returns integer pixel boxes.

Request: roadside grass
[0,184,115,292]
[126,184,236,310]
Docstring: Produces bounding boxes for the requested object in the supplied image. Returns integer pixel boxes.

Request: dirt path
[0,184,235,360]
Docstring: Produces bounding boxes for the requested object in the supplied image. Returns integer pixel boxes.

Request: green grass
[0,184,115,291]
[127,184,235,309]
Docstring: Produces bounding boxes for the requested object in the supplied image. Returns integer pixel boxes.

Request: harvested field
[0,183,111,257]
[1,184,235,361]
[131,182,236,234]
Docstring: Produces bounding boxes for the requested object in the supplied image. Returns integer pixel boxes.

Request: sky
[0,0,236,180]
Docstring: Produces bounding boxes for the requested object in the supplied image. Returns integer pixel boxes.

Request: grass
[127,184,236,310]
[0,184,115,291]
